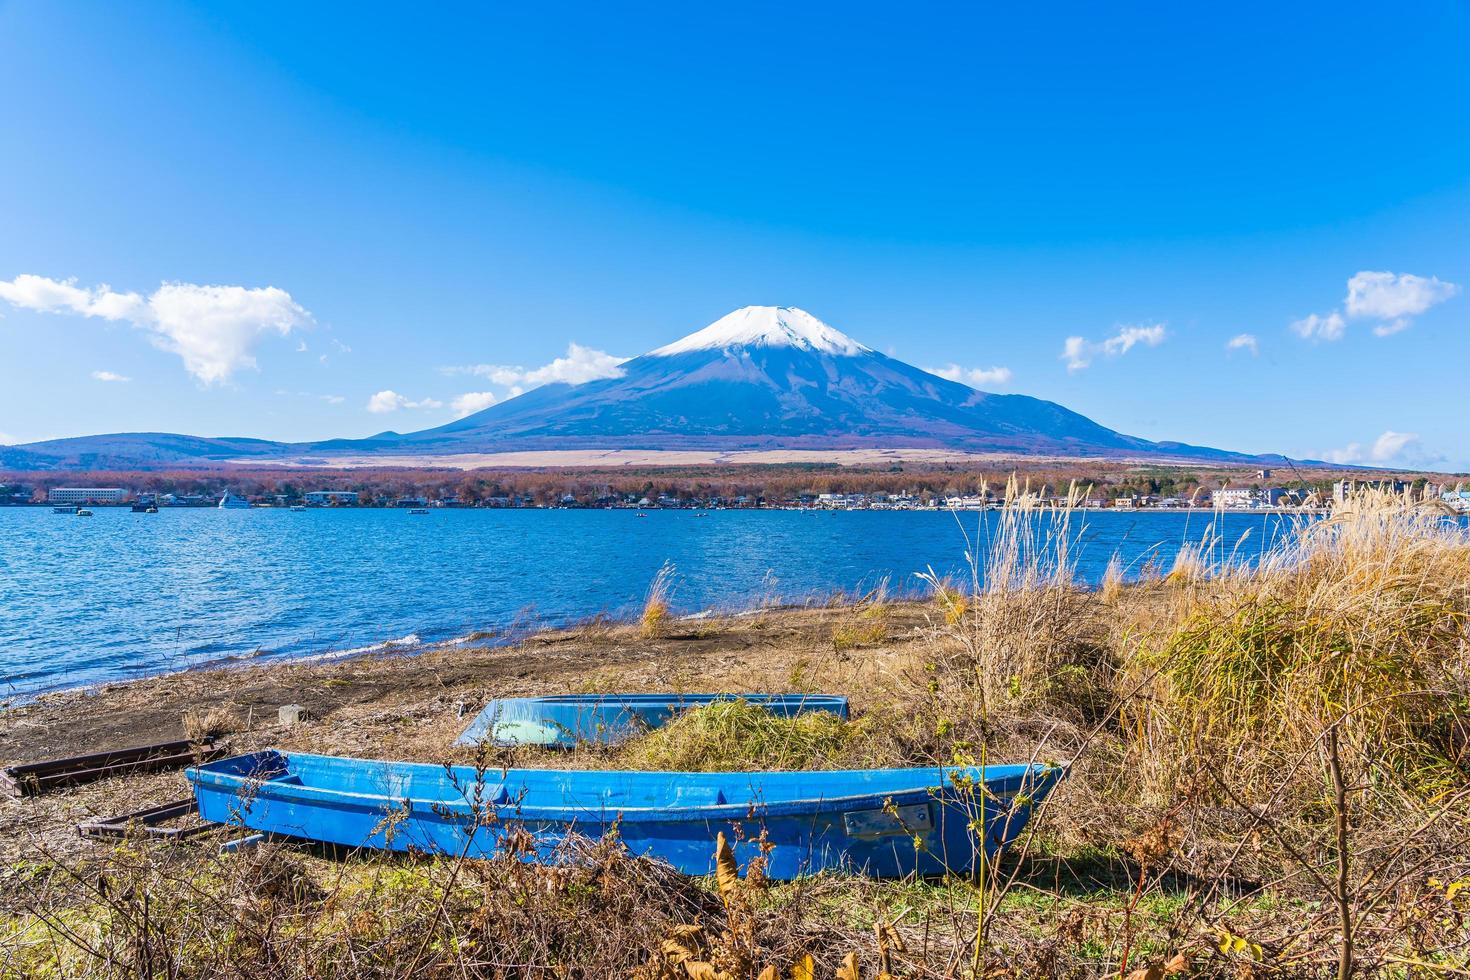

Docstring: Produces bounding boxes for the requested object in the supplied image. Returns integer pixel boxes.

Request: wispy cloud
[1293,270,1459,343]
[90,370,131,383]
[366,390,444,414]
[1061,323,1166,372]
[1325,430,1441,467]
[445,342,628,396]
[450,391,498,418]
[0,274,312,383]
[926,364,1012,388]
[1225,333,1258,356]
[1290,311,1345,342]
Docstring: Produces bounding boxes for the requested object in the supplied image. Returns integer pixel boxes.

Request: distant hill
[4,306,1288,470]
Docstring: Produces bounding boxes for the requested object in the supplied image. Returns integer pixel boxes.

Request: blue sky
[1,1,1467,470]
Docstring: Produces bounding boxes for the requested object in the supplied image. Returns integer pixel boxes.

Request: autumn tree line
[2,460,1444,507]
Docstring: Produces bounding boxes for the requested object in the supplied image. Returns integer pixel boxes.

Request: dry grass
[181,705,238,741]
[641,561,677,637]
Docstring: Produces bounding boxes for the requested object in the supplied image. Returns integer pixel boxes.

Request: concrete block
[278,703,311,726]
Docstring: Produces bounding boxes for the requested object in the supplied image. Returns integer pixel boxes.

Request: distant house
[1214,486,1256,508]
[1333,479,1409,505]
[1442,490,1470,514]
[0,483,32,504]
[164,493,212,507]
[944,495,988,509]
[304,490,359,506]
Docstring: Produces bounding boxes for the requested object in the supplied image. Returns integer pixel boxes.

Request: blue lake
[0,507,1301,696]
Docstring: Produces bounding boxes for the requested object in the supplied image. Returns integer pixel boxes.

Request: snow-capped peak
[649,306,872,357]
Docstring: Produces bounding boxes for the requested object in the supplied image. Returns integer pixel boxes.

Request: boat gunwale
[187,750,1063,824]
[498,693,849,707]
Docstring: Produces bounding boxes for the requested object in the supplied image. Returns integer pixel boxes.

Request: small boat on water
[74,508,94,517]
[456,693,849,748]
[290,505,307,512]
[408,508,429,515]
[186,750,1064,879]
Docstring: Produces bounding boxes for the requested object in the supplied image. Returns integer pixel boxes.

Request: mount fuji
[386,306,1255,460]
[4,306,1277,469]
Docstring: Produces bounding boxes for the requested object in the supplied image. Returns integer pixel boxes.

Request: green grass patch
[613,699,864,770]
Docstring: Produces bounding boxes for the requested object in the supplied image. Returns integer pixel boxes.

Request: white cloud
[90,370,131,382]
[1061,323,1166,372]
[1325,430,1439,467]
[366,390,443,414]
[1345,271,1458,324]
[1061,336,1090,372]
[451,391,498,418]
[448,342,628,390]
[0,274,312,383]
[1293,271,1458,344]
[1225,333,1259,356]
[1290,311,1345,342]
[320,394,345,405]
[0,274,144,320]
[927,364,1013,388]
[1101,323,1166,356]
[145,283,310,383]
[1371,318,1411,337]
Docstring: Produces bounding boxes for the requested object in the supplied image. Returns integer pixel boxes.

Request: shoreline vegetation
[3,459,1463,513]
[2,488,1468,977]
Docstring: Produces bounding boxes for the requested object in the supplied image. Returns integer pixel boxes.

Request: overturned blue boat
[185,750,1064,879]
[455,693,850,748]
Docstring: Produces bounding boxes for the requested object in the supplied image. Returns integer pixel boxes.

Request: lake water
[0,507,1301,697]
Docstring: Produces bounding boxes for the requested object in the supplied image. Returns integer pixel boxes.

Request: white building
[47,487,127,505]
[1214,487,1256,508]
[944,495,988,509]
[303,490,359,506]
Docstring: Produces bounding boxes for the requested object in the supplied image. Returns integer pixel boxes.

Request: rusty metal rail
[77,798,220,841]
[1,737,224,798]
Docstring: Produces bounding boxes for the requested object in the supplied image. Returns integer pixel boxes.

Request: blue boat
[185,750,1064,879]
[455,693,851,748]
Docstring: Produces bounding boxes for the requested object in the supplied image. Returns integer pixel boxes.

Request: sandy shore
[0,604,930,867]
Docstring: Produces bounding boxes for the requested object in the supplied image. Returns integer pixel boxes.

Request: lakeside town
[6,471,1468,513]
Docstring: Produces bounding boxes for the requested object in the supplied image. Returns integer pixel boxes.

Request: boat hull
[186,750,1063,879]
[455,693,851,748]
